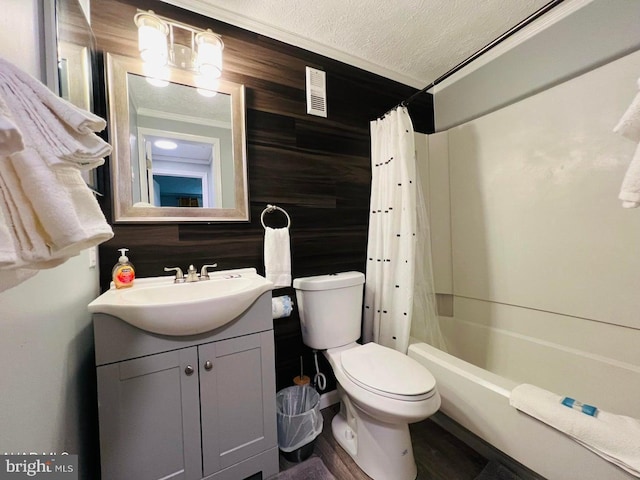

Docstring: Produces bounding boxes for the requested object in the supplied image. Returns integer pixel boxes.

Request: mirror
[106,53,249,222]
[44,0,97,186]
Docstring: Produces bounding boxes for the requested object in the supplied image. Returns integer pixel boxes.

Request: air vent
[305,66,327,118]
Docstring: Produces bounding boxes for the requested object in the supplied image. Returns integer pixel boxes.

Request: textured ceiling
[163,0,551,88]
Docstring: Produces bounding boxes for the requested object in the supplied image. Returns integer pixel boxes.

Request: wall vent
[305,66,327,117]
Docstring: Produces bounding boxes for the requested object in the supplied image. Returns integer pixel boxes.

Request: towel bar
[260,204,291,229]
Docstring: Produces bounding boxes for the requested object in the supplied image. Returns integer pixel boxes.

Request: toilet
[293,271,441,480]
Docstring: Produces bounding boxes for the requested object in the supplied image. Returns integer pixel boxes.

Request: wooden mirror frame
[106,53,249,223]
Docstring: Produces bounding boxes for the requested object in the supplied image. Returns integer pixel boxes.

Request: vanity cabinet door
[97,347,202,480]
[200,331,277,477]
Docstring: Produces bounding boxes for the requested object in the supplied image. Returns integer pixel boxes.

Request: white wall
[427,49,640,420]
[0,1,101,477]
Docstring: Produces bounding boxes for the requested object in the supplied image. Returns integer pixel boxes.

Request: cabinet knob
[204,361,213,371]
[185,365,195,376]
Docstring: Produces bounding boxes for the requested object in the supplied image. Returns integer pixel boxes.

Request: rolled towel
[264,226,291,288]
[510,384,640,477]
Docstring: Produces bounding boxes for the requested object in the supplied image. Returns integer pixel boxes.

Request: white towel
[0,96,23,156]
[9,147,113,257]
[510,383,640,477]
[0,73,110,170]
[0,55,113,290]
[0,57,106,134]
[619,144,640,208]
[615,78,640,208]
[264,227,291,288]
[0,155,51,266]
[0,153,93,270]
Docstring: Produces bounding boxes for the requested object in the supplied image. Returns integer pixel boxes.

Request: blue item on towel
[561,397,598,416]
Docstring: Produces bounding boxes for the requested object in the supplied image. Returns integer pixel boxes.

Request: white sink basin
[88,268,273,336]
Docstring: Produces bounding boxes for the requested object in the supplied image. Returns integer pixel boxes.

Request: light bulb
[135,11,168,67]
[195,30,223,79]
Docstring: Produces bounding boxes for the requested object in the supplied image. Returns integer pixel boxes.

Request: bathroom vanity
[92,292,278,480]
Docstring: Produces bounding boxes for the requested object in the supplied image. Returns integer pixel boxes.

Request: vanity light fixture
[134,11,169,67]
[134,10,224,86]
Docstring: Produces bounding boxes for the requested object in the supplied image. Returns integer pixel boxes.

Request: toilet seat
[340,343,436,401]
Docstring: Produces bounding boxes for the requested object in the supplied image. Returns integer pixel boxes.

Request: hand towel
[615,78,640,208]
[510,383,640,477]
[0,57,106,134]
[264,226,291,288]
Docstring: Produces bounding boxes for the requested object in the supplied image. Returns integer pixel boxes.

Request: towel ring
[261,204,291,229]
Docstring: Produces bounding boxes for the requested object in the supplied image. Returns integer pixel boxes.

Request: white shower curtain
[363,106,443,354]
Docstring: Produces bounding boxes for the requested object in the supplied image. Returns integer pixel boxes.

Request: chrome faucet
[165,263,218,283]
[185,265,200,282]
[200,264,218,280]
[164,266,185,283]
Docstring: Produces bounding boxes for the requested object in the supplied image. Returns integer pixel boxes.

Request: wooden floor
[279,405,488,480]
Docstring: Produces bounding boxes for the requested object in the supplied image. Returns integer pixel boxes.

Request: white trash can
[276,385,323,462]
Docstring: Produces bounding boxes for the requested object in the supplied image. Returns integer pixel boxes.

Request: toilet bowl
[293,272,441,480]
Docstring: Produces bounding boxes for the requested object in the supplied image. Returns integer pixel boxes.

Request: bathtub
[408,342,636,480]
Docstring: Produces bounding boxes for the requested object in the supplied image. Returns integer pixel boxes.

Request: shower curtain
[363,106,442,354]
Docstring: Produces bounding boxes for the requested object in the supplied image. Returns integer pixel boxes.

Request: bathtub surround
[418,31,640,480]
[409,342,633,480]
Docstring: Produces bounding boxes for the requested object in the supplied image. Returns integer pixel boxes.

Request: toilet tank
[293,272,365,350]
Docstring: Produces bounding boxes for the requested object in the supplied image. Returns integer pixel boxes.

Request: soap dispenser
[112,248,135,289]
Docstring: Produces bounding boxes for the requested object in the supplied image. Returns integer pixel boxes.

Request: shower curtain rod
[390,0,565,114]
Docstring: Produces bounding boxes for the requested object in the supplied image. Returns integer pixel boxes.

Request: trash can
[276,385,323,462]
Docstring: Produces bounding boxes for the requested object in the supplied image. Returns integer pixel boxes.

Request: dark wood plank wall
[91,0,434,391]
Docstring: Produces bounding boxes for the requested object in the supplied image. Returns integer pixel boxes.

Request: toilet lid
[340,343,436,400]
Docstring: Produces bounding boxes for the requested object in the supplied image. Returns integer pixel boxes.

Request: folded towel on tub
[510,383,640,477]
